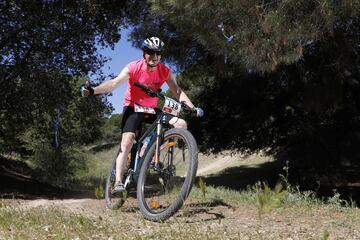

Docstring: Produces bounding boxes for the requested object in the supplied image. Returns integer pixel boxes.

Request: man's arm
[166,72,195,109]
[93,67,130,95]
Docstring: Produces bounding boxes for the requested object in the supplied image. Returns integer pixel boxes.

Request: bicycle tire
[137,128,198,221]
[105,147,126,210]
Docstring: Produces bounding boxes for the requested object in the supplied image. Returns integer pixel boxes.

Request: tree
[145,0,359,71]
[0,0,146,181]
[126,0,360,173]
[101,114,123,143]
[0,0,141,154]
[17,76,111,182]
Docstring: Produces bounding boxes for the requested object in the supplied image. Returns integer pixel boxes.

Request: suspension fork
[168,141,174,170]
[154,116,163,164]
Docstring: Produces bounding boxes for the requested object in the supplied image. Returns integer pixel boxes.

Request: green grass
[73,142,359,213]
[1,183,359,239]
[3,144,357,239]
[0,204,231,239]
[0,206,114,239]
[190,180,358,211]
[69,145,119,190]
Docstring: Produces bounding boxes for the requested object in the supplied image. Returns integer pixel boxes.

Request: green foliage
[25,140,86,185]
[279,160,290,190]
[15,76,110,182]
[95,184,104,200]
[0,0,142,154]
[323,230,330,240]
[2,0,360,188]
[257,182,287,218]
[100,114,122,143]
[62,77,112,145]
[139,0,360,71]
[0,187,359,239]
[128,1,360,172]
[0,207,113,239]
[0,1,146,180]
[198,177,207,199]
[326,190,349,208]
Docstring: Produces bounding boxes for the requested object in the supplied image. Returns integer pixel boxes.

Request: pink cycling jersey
[124,59,171,108]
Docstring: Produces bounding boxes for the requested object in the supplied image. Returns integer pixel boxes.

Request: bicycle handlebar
[133,82,196,113]
[134,82,164,99]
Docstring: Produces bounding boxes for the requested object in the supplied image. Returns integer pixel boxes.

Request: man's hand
[80,80,94,97]
[194,107,204,117]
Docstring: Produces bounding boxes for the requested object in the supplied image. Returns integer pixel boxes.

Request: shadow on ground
[203,156,360,206]
[204,158,285,191]
[2,154,360,205]
[0,157,93,200]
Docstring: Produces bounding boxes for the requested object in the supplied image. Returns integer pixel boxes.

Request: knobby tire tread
[137,128,198,222]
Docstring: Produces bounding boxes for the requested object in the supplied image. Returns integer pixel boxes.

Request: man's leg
[114,107,142,192]
[169,117,187,129]
[115,132,135,185]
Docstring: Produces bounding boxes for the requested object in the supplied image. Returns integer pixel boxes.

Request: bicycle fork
[154,117,163,165]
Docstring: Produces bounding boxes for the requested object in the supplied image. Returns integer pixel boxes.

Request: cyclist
[81,37,204,193]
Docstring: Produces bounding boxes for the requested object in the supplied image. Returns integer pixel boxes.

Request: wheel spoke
[137,128,198,221]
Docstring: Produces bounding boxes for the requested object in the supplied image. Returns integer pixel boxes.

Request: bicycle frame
[124,111,171,187]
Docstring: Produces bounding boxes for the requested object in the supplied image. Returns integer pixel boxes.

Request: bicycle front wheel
[137,128,198,221]
[105,147,126,210]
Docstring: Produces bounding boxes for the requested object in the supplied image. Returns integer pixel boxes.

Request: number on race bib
[162,97,181,116]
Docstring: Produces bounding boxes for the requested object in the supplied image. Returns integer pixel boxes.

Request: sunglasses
[145,49,162,56]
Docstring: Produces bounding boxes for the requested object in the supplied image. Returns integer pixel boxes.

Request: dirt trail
[3,153,360,239]
[15,152,266,207]
[13,196,360,239]
[16,152,249,211]
[196,151,271,176]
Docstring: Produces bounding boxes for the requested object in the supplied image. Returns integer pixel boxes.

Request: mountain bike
[105,82,198,222]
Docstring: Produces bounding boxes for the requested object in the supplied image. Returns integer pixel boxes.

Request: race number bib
[134,103,156,114]
[162,96,181,116]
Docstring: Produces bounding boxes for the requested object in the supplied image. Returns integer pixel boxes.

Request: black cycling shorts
[121,106,172,133]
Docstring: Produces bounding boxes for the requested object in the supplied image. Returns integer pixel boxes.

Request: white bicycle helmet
[141,37,165,51]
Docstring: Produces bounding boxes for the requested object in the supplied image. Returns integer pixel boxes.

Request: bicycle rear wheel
[137,128,198,221]
[105,147,126,209]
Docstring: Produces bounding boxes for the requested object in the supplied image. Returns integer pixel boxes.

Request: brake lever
[180,101,195,113]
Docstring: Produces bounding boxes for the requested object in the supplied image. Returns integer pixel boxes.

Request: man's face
[144,49,162,68]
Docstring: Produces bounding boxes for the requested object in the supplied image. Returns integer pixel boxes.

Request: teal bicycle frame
[124,112,171,187]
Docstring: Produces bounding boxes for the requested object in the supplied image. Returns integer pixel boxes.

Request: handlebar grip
[179,101,196,113]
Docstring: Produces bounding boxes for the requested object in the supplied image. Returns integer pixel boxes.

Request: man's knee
[169,117,187,129]
[121,132,135,151]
